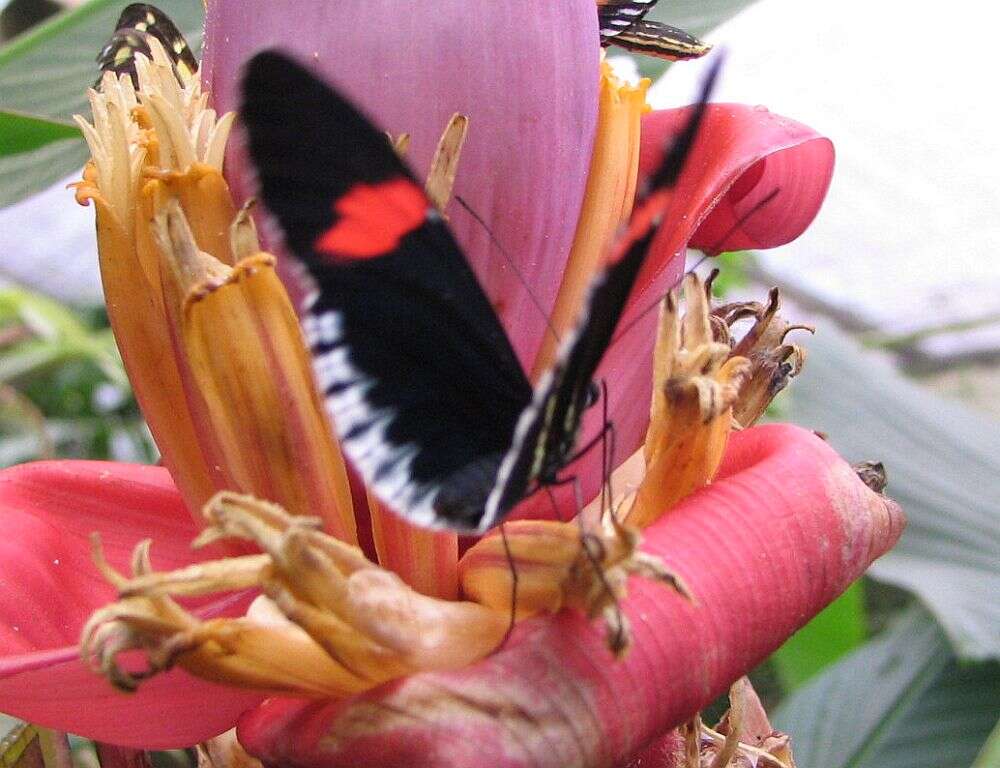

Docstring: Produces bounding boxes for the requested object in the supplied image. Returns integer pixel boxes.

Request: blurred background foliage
[0,1,996,767]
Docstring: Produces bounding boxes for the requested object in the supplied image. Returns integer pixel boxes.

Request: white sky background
[650,0,1000,358]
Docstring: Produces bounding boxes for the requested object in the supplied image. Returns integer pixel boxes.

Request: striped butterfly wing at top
[596,0,659,40]
[97,3,198,86]
[611,19,711,60]
[596,1,711,61]
[241,51,533,532]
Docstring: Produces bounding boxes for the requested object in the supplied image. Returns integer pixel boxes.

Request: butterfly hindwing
[596,1,710,62]
[97,3,197,86]
[241,52,533,531]
[610,20,711,61]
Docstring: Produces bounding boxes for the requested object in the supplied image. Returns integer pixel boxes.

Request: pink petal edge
[0,461,262,747]
[516,106,834,521]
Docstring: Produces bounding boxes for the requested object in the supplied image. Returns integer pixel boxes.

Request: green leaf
[783,325,1000,660]
[773,580,868,691]
[0,286,126,384]
[0,136,87,207]
[974,719,1000,767]
[0,111,81,157]
[0,0,203,206]
[651,0,763,38]
[773,605,1000,768]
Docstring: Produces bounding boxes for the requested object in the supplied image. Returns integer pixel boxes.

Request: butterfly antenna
[499,522,519,648]
[600,379,611,520]
[454,194,562,346]
[609,185,783,348]
[602,380,620,529]
[701,185,783,256]
[643,52,724,195]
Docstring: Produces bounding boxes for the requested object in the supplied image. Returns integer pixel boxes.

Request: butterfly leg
[498,521,519,649]
[569,473,630,654]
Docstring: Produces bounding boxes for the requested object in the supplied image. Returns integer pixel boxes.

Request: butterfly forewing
[241,52,533,531]
[484,230,654,525]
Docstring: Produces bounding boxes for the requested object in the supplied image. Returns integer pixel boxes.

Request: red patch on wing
[315,177,428,259]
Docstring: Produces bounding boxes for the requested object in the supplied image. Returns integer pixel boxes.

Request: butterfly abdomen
[434,454,508,532]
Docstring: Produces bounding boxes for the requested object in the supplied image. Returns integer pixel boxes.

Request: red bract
[237,426,902,768]
[0,462,262,747]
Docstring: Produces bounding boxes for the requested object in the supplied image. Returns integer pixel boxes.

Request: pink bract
[0,462,262,748]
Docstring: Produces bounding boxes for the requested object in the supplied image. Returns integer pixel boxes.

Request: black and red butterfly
[240,50,716,533]
[597,0,710,61]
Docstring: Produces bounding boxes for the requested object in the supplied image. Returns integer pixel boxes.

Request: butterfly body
[242,51,712,533]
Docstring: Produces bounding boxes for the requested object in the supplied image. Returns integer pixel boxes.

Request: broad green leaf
[773,580,867,691]
[869,663,1000,768]
[783,325,1000,660]
[773,605,1000,768]
[651,0,763,37]
[0,0,203,206]
[0,111,80,157]
[0,137,87,207]
[974,719,1000,767]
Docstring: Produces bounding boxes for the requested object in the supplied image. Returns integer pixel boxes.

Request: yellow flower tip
[230,198,262,261]
[152,199,233,300]
[425,113,470,214]
[70,162,104,207]
[531,55,650,380]
[712,285,813,429]
[627,274,751,528]
[458,519,689,656]
[184,252,278,318]
[74,32,232,231]
[388,131,411,156]
[83,494,503,697]
[197,727,264,768]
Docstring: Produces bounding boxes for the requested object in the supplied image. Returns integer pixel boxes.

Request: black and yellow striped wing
[611,19,711,60]
[596,0,659,40]
[597,0,711,61]
[96,3,197,86]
